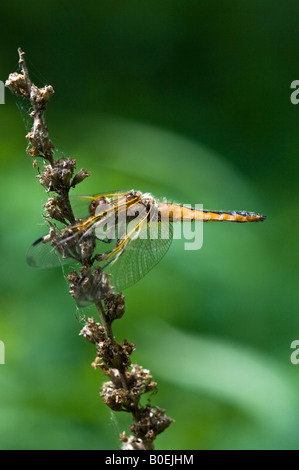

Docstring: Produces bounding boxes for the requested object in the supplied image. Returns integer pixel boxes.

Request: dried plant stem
[6,48,173,450]
[96,301,114,341]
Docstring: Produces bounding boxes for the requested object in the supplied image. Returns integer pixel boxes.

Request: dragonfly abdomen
[199,210,266,222]
[159,203,266,222]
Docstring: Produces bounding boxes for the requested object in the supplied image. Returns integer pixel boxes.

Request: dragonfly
[27,190,266,298]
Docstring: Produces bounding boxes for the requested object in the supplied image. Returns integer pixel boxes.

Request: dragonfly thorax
[139,192,157,209]
[126,190,157,211]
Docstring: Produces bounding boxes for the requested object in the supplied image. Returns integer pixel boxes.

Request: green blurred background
[0,0,299,450]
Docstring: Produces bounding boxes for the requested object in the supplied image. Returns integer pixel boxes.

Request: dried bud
[27,145,40,158]
[91,356,101,369]
[36,85,54,103]
[53,158,76,189]
[37,164,56,191]
[5,72,29,97]
[71,267,106,306]
[78,235,96,262]
[130,405,173,441]
[101,382,127,411]
[122,339,136,357]
[79,318,105,344]
[44,198,68,224]
[121,434,153,451]
[71,168,90,187]
[104,291,126,322]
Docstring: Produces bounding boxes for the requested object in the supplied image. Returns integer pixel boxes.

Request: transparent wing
[69,195,95,218]
[26,237,73,269]
[106,221,173,291]
[26,206,121,269]
[70,191,128,218]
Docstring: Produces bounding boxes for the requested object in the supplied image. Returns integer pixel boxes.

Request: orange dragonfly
[27,190,266,294]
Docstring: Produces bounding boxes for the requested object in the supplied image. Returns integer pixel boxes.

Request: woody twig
[6,49,173,450]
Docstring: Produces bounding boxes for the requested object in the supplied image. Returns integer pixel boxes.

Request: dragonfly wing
[106,222,173,291]
[69,195,96,218]
[26,236,73,269]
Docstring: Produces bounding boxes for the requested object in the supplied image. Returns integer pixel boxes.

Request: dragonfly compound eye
[89,197,111,215]
[89,200,98,215]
